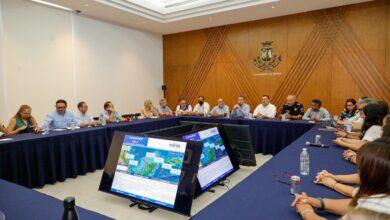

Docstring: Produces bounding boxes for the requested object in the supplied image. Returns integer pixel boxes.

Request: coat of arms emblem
[253,41,281,71]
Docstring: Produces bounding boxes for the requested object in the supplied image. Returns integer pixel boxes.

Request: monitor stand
[205,180,227,194]
[129,199,158,213]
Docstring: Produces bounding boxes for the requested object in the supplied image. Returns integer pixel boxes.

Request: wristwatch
[316,197,325,210]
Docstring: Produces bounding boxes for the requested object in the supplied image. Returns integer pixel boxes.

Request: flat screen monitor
[99,132,203,216]
[181,127,239,196]
[180,121,219,131]
[144,124,194,138]
[221,124,257,166]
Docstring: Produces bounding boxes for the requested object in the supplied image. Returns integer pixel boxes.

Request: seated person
[253,95,276,119]
[337,100,388,140]
[210,98,230,118]
[342,114,390,164]
[291,139,390,220]
[280,95,304,120]
[339,98,359,121]
[103,101,125,123]
[382,115,390,138]
[302,99,331,122]
[157,98,173,117]
[6,105,40,135]
[0,120,6,134]
[41,99,78,130]
[334,103,385,151]
[315,170,359,197]
[346,97,375,131]
[76,102,99,127]
[231,96,250,118]
[193,96,210,116]
[141,99,158,118]
[175,99,193,116]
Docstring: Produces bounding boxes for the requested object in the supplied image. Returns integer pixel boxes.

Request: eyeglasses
[273,171,292,185]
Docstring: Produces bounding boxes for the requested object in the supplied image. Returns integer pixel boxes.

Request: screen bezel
[99,131,203,216]
[179,125,240,197]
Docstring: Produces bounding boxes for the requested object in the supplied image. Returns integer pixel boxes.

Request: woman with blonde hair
[7,105,40,135]
[141,99,158,118]
[0,119,6,134]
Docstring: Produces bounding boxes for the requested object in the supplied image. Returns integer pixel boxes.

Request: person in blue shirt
[102,101,125,123]
[231,96,250,118]
[41,99,78,130]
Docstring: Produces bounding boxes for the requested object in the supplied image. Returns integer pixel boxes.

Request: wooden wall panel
[163,0,390,114]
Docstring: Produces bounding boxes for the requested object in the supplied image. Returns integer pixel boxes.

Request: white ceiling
[36,0,372,34]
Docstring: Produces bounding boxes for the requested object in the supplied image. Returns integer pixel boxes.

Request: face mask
[198,101,204,105]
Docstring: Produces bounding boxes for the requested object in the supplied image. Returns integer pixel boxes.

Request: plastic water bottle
[300,148,310,176]
[62,197,79,220]
[43,124,50,135]
[99,114,106,126]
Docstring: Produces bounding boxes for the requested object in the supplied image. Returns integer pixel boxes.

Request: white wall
[0,0,7,120]
[72,15,163,118]
[0,0,163,123]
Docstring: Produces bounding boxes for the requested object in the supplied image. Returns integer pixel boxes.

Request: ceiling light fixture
[30,0,73,11]
[85,4,89,7]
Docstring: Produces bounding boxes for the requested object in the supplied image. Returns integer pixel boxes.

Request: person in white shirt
[334,102,385,151]
[253,95,276,119]
[345,97,375,130]
[193,96,210,116]
[175,99,193,116]
[210,98,230,118]
[292,139,390,220]
[76,102,99,127]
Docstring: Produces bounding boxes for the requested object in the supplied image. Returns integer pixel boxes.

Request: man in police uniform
[279,95,304,120]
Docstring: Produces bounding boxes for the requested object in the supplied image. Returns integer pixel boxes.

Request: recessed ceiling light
[271,6,275,9]
[84,4,89,7]
[30,0,73,11]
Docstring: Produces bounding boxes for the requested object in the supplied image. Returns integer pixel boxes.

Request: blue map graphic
[119,144,184,185]
[182,130,228,168]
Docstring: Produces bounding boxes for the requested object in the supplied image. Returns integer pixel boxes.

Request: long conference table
[192,125,356,220]
[0,116,355,219]
[0,179,111,220]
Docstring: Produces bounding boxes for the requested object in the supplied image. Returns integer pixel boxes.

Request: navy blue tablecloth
[181,116,241,125]
[242,119,314,155]
[192,126,357,220]
[0,127,110,188]
[181,117,314,155]
[106,117,181,141]
[0,179,111,220]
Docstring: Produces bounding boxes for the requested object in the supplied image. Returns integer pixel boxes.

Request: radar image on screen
[182,127,234,190]
[110,135,187,208]
[118,142,183,184]
[198,133,228,168]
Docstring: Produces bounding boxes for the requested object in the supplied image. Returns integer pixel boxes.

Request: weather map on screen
[182,127,234,190]
[110,135,186,208]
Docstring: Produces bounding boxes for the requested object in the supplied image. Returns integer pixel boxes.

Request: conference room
[0,0,389,219]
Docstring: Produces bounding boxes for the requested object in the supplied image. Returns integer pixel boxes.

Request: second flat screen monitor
[182,127,237,194]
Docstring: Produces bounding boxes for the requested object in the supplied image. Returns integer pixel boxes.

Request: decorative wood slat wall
[163,0,390,114]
